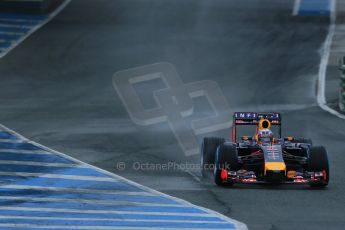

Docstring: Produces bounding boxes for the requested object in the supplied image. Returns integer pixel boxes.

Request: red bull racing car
[201,112,329,187]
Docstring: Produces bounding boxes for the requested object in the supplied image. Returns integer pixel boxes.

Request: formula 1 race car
[201,112,329,187]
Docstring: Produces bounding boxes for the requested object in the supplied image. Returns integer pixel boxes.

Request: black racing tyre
[201,137,225,177]
[214,143,238,186]
[308,146,329,187]
[293,138,313,146]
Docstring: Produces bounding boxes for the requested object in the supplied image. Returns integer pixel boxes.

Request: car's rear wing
[232,112,281,142]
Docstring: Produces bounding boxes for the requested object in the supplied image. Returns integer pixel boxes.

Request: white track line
[0,160,82,168]
[0,184,154,196]
[0,0,71,58]
[0,215,225,224]
[0,139,23,143]
[0,206,215,217]
[0,149,53,155]
[0,224,233,230]
[292,0,302,16]
[316,0,345,119]
[0,196,184,207]
[0,125,248,230]
[0,172,117,182]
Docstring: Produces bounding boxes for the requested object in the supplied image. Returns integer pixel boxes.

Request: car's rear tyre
[308,146,329,187]
[214,143,238,186]
[293,138,313,146]
[201,137,225,177]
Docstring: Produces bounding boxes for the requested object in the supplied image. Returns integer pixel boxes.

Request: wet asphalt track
[0,0,344,229]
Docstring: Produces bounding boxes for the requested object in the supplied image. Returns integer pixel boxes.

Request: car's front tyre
[214,143,238,186]
[201,137,225,177]
[308,146,329,187]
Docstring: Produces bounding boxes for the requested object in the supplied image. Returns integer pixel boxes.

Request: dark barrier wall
[0,0,64,14]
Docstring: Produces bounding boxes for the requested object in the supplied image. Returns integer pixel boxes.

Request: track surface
[0,0,344,229]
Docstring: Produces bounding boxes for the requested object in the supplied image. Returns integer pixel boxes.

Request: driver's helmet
[258,128,273,143]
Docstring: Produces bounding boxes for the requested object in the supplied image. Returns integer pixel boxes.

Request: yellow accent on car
[264,162,286,175]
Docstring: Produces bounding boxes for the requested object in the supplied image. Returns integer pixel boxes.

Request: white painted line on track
[0,196,185,207]
[0,206,215,217]
[0,224,233,230]
[0,160,82,168]
[0,184,154,196]
[292,0,302,16]
[0,149,53,155]
[0,139,23,143]
[0,172,117,182]
[316,0,345,119]
[0,215,224,224]
[0,216,225,225]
